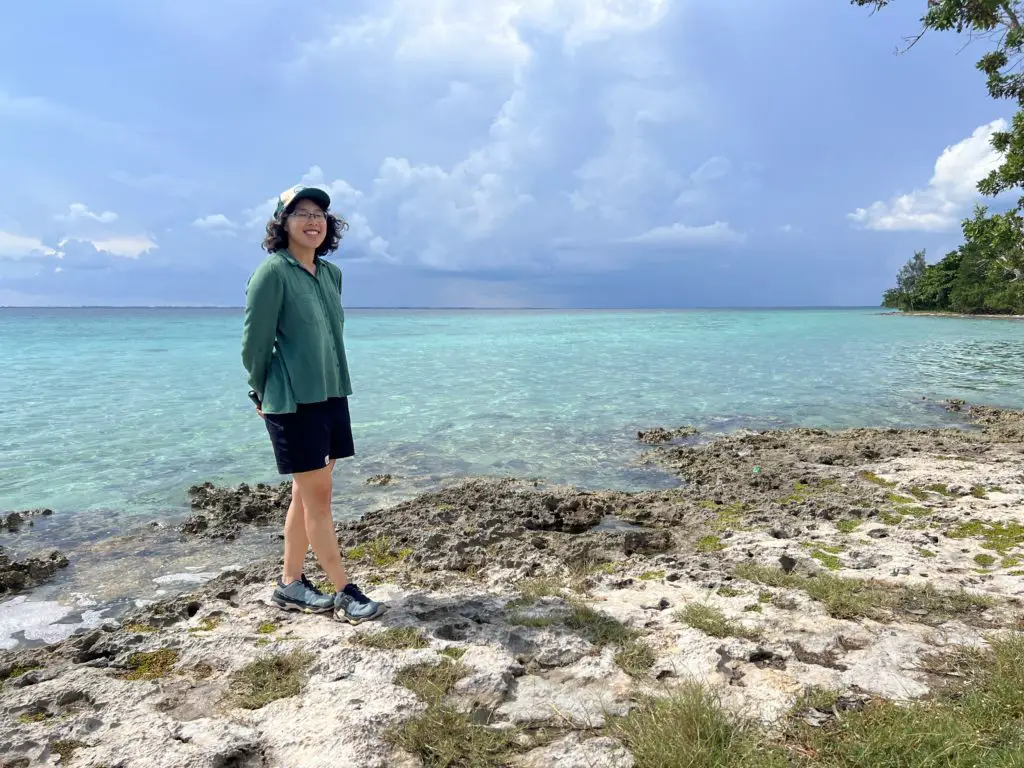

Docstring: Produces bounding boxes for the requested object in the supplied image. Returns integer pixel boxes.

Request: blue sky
[0,0,1010,307]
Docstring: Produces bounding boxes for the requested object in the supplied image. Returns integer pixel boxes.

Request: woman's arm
[241,262,283,400]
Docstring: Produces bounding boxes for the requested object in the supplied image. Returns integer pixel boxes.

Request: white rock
[513,733,635,768]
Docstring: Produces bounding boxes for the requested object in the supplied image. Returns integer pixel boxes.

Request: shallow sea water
[3,307,1024,647]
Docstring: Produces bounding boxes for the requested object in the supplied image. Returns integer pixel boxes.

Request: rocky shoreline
[2,403,1023,766]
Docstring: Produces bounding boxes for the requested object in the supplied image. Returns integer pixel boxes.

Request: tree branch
[1000,2,1021,30]
[897,27,927,54]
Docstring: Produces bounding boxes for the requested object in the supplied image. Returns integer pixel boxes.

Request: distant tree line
[882,209,1024,314]
[854,1,1024,315]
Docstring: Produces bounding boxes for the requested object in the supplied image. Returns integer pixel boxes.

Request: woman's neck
[288,245,316,272]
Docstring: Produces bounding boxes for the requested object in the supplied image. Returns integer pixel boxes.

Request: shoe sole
[335,603,389,625]
[272,595,334,614]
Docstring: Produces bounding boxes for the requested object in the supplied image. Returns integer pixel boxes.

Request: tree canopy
[856,1,1024,314]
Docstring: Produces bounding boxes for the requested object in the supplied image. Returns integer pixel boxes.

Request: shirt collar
[277,249,320,269]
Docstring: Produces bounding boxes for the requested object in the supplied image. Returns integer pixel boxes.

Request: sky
[0,0,1012,308]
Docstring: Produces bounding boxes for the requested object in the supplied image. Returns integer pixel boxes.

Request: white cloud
[59,235,157,259]
[674,156,731,207]
[238,88,540,270]
[301,0,669,77]
[848,119,1008,232]
[623,221,745,247]
[192,214,238,232]
[0,231,59,260]
[779,224,799,234]
[239,166,394,262]
[571,84,692,218]
[56,202,118,224]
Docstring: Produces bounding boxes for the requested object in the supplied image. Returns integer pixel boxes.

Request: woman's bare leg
[293,460,348,593]
[281,480,311,584]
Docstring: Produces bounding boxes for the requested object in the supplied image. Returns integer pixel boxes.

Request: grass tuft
[718,586,743,598]
[945,520,1024,554]
[783,635,1024,765]
[508,613,560,628]
[18,711,50,724]
[122,622,156,634]
[975,553,997,568]
[257,622,278,635]
[566,602,639,648]
[734,563,993,625]
[608,636,1024,766]
[228,650,313,710]
[189,616,221,633]
[122,649,179,681]
[354,627,429,650]
[836,518,862,533]
[610,684,784,767]
[1,664,42,685]
[970,485,988,499]
[908,486,931,501]
[885,492,917,505]
[506,576,562,609]
[346,536,414,567]
[808,549,842,571]
[386,645,519,767]
[395,659,469,701]
[51,740,87,764]
[615,639,657,678]
[859,470,896,488]
[440,647,467,661]
[639,569,666,581]
[696,535,726,553]
[387,703,518,768]
[677,603,759,640]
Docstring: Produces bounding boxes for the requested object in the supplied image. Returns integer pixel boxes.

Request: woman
[241,184,386,624]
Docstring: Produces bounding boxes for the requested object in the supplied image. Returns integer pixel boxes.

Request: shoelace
[344,583,371,604]
[301,574,323,595]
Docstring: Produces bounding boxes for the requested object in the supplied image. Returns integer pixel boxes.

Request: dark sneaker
[334,583,387,624]
[273,577,335,613]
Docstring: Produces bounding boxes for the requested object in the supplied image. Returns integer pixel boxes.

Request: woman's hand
[256,406,265,419]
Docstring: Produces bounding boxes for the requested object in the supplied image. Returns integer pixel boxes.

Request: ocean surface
[3,307,1024,648]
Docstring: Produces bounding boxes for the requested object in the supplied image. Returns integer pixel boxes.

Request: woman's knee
[293,469,332,518]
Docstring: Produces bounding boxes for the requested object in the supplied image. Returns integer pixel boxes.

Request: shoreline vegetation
[2,401,1023,766]
[858,0,1024,320]
[880,310,1024,321]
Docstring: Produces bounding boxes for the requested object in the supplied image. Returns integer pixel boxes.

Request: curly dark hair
[261,203,349,257]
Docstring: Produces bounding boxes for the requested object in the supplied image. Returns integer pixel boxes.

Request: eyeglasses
[289,210,327,222]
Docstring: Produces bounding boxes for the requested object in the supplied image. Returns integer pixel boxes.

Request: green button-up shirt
[241,249,352,414]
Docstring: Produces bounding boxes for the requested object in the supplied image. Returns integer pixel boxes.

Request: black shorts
[264,397,355,475]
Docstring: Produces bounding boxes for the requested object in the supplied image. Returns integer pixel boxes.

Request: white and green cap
[274,185,331,217]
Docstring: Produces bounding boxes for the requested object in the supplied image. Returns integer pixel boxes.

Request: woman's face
[285,198,328,251]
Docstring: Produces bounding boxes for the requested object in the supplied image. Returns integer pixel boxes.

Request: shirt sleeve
[241,262,283,398]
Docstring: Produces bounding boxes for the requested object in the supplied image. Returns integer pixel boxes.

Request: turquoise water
[4,307,1024,521]
[5,307,1024,647]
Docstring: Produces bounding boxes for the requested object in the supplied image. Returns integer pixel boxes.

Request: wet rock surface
[0,549,69,595]
[3,509,53,533]
[180,481,291,539]
[636,425,699,445]
[4,403,1024,766]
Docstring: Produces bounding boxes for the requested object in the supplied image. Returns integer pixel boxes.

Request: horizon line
[1,304,883,311]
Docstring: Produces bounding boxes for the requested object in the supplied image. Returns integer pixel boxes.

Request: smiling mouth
[304,229,321,237]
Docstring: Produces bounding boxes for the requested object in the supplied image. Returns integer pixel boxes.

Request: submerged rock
[3,509,54,533]
[637,426,699,445]
[180,481,291,539]
[0,549,69,594]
